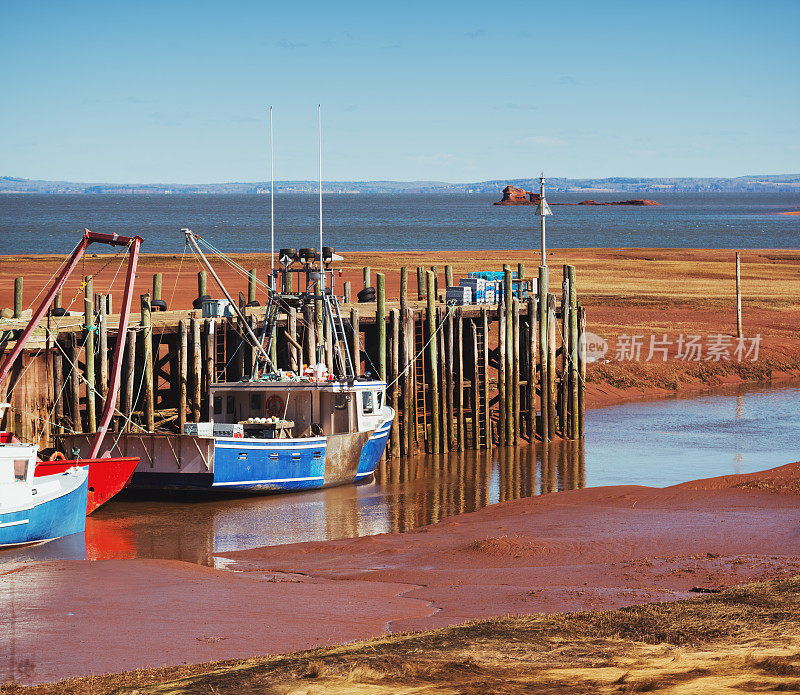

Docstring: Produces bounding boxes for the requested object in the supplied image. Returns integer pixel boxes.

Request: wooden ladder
[474,322,488,448]
[214,320,228,382]
[413,317,428,445]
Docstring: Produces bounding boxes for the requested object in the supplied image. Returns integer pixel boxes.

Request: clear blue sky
[1,0,798,183]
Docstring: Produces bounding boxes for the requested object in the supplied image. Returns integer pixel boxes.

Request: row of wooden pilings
[17,263,585,455]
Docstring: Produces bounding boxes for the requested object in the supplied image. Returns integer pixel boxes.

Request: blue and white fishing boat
[0,407,88,547]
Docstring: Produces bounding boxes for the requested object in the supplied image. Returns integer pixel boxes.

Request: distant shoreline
[1,173,799,195]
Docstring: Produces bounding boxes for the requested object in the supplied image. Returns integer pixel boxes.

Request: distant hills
[1,174,798,195]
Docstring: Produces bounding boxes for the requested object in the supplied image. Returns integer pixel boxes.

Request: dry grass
[5,576,800,694]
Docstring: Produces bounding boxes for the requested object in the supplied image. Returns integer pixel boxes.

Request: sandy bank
[4,460,800,685]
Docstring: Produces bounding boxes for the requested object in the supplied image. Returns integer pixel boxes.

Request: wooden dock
[0,264,586,456]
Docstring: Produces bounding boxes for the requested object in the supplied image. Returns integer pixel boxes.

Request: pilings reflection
[375,440,586,533]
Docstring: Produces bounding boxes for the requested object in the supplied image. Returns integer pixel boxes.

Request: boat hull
[0,469,88,548]
[59,409,394,494]
[34,457,139,514]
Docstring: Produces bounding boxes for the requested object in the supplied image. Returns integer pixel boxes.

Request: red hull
[34,457,139,515]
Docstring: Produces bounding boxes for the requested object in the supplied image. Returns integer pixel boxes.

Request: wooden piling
[283,267,293,293]
[54,289,62,311]
[400,267,408,313]
[512,296,520,445]
[84,276,96,433]
[53,344,63,435]
[560,266,569,436]
[377,273,386,381]
[568,266,579,439]
[197,271,207,301]
[204,319,215,421]
[191,317,201,423]
[179,320,187,434]
[527,296,537,441]
[456,308,465,452]
[153,273,163,302]
[538,266,549,442]
[68,333,82,434]
[401,306,414,456]
[503,266,513,445]
[518,263,525,280]
[498,298,507,446]
[426,270,440,454]
[417,266,425,300]
[343,281,351,304]
[547,294,557,437]
[350,308,360,376]
[304,305,316,368]
[13,277,23,318]
[363,266,371,289]
[437,307,447,451]
[248,269,257,305]
[446,306,455,450]
[389,307,400,459]
[98,298,109,412]
[287,307,299,371]
[122,328,135,432]
[445,265,453,290]
[141,294,155,432]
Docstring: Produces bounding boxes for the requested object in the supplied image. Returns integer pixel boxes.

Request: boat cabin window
[362,390,374,415]
[13,459,27,481]
[226,395,235,415]
[250,393,262,410]
[213,396,222,415]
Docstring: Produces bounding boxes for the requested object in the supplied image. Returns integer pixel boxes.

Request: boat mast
[269,106,275,287]
[318,103,324,293]
[182,229,272,368]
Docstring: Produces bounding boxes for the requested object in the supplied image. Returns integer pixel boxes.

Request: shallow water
[0,192,798,254]
[2,380,798,567]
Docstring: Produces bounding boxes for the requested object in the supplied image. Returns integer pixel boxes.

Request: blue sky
[1,0,798,183]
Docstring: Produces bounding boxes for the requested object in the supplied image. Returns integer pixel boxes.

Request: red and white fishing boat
[0,229,143,516]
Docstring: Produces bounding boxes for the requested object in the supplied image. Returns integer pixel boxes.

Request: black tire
[357,287,376,303]
[246,300,260,307]
[151,299,168,312]
[299,247,317,261]
[51,307,68,317]
[279,248,297,261]
[192,294,211,310]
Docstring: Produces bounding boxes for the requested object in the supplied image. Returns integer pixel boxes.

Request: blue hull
[130,418,393,493]
[0,472,88,547]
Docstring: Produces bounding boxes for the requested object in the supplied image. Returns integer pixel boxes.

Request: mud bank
[1,247,798,404]
[4,460,800,685]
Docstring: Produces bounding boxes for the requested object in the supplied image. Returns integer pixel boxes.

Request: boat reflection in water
[78,442,585,567]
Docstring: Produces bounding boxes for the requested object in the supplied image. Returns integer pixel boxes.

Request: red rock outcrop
[578,199,661,206]
[494,185,541,205]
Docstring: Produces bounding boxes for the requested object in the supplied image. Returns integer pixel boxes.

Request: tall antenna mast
[269,106,275,285]
[318,103,324,291]
[539,172,547,266]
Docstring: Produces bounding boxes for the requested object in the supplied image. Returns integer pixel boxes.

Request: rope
[553,308,587,388]
[385,301,458,389]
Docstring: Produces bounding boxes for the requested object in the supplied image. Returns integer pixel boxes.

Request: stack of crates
[468,271,518,303]
[445,285,472,305]
[457,277,487,303]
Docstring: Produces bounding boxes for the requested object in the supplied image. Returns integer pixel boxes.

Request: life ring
[48,451,66,461]
[266,394,284,417]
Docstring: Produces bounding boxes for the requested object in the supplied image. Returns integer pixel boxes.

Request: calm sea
[0,191,797,255]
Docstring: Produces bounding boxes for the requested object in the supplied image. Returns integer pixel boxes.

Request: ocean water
[0,191,798,255]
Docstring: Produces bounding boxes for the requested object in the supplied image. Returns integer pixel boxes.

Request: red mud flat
[223,461,800,636]
[5,462,798,685]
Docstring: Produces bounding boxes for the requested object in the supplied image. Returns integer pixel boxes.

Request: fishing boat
[0,229,143,515]
[0,413,88,547]
[60,111,394,492]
